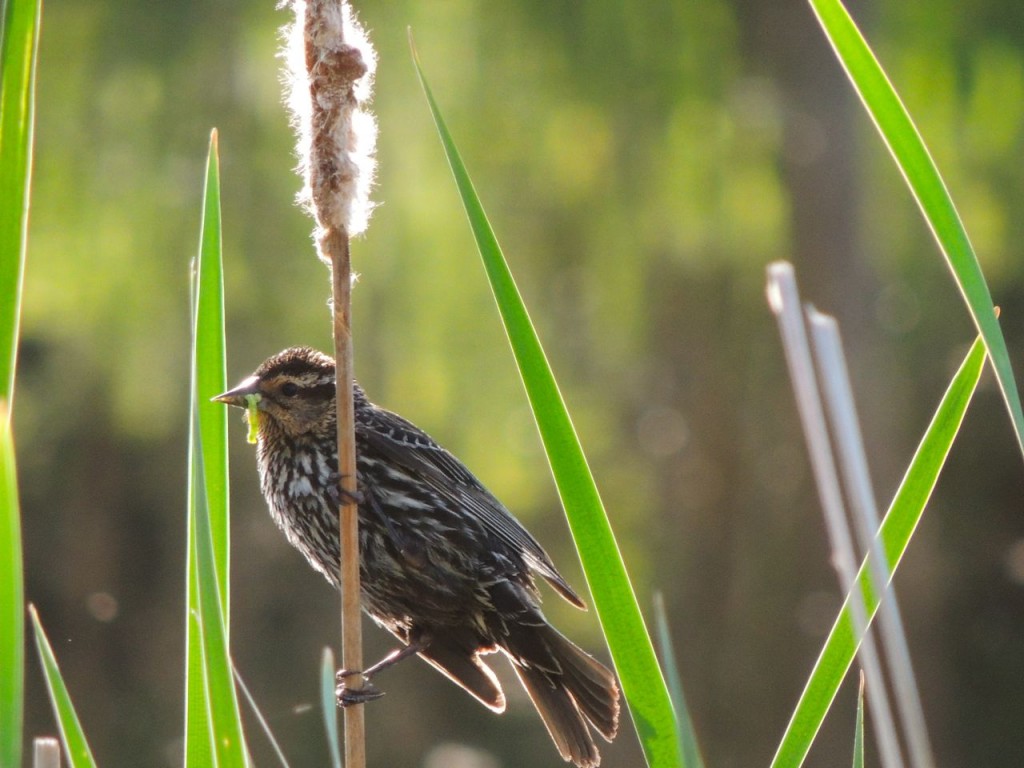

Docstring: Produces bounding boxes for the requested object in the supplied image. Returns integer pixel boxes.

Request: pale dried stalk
[767,263,905,768]
[808,311,934,768]
[328,226,363,768]
[282,2,377,767]
[32,738,60,768]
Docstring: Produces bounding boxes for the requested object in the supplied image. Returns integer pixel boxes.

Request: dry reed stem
[327,226,364,768]
[32,738,60,768]
[284,1,377,766]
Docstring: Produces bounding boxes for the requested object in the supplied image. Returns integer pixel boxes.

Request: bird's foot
[333,640,429,708]
[325,472,365,507]
[335,669,384,707]
[336,681,384,707]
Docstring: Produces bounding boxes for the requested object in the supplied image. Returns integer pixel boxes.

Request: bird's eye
[280,381,300,397]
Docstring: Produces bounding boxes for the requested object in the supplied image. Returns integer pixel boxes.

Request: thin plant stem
[809,311,934,768]
[287,0,377,763]
[767,262,904,768]
[326,225,366,768]
[232,664,291,768]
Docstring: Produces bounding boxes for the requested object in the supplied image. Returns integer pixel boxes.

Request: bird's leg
[336,636,431,707]
[338,636,431,680]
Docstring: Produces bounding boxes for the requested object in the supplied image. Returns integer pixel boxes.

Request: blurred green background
[16,0,1024,765]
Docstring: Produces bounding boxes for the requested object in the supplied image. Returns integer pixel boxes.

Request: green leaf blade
[185,130,246,768]
[412,45,683,768]
[29,606,98,768]
[807,0,1024,458]
[191,436,249,768]
[194,128,230,603]
[0,1,39,757]
[852,675,865,768]
[653,593,705,768]
[0,0,41,404]
[0,408,23,768]
[185,599,215,768]
[771,335,987,766]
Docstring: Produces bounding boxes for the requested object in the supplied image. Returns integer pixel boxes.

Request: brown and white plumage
[217,346,620,767]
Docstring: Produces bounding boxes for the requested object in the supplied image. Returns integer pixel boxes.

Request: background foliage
[17,0,1024,766]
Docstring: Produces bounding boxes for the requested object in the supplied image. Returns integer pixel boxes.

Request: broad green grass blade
[0,1,38,757]
[320,647,343,768]
[653,593,705,768]
[28,605,97,768]
[0,0,40,406]
[185,130,246,767]
[807,0,1024,459]
[771,335,986,767]
[0,405,23,768]
[194,128,230,603]
[184,602,213,767]
[852,674,864,768]
[184,130,218,768]
[411,43,682,768]
[190,435,249,767]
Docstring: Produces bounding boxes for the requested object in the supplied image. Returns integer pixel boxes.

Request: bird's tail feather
[515,664,600,768]
[508,625,620,767]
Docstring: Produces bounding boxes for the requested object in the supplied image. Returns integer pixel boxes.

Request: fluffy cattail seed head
[281,0,377,245]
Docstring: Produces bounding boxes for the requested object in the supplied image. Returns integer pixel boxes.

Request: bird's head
[214,347,336,439]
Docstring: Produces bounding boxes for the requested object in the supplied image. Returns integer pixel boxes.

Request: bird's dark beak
[212,375,260,408]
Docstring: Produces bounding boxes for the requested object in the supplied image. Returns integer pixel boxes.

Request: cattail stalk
[282,1,377,766]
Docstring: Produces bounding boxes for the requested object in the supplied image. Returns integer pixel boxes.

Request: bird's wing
[358,407,587,610]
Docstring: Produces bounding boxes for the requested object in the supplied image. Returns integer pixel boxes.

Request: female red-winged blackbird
[216,347,619,767]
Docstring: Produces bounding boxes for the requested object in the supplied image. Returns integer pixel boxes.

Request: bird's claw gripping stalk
[335,679,385,707]
[336,668,384,707]
[326,471,365,507]
[334,636,429,708]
